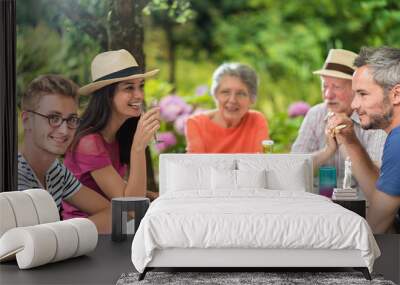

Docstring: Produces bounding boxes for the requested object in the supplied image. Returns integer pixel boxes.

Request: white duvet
[131,190,380,273]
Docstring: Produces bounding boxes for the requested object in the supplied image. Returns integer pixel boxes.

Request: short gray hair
[211,63,259,101]
[354,46,400,92]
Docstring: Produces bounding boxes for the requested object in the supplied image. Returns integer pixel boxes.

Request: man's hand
[312,121,338,173]
[326,113,359,146]
[324,124,338,155]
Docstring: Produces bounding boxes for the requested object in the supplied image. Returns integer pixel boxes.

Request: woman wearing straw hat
[185,62,269,153]
[62,49,160,219]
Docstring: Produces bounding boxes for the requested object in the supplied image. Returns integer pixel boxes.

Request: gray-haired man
[328,46,400,233]
[291,49,387,185]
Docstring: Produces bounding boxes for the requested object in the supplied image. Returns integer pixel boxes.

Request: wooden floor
[0,235,398,284]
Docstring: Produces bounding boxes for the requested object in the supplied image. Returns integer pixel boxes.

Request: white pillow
[238,158,307,191]
[211,168,237,190]
[211,169,268,190]
[236,169,267,189]
[166,159,236,192]
[167,162,211,191]
[266,166,306,191]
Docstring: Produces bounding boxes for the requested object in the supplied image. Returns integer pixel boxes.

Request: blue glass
[319,166,337,198]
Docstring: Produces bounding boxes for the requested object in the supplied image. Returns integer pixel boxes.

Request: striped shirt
[291,103,387,182]
[18,153,81,210]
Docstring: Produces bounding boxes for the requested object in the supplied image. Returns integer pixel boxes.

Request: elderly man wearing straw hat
[291,49,387,188]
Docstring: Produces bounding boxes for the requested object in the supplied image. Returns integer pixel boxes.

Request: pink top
[62,133,127,219]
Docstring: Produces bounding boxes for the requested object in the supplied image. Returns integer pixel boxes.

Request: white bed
[131,154,380,280]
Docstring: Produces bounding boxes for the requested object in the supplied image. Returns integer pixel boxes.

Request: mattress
[131,190,380,273]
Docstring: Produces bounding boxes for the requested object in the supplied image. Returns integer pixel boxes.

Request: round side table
[111,197,150,242]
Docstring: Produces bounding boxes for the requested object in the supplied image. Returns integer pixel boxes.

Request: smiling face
[214,75,253,127]
[112,78,145,119]
[351,65,394,131]
[24,94,78,156]
[321,75,354,115]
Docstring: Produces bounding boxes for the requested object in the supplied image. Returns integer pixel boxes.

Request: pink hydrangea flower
[288,101,310,118]
[174,113,190,135]
[155,131,177,153]
[174,108,209,135]
[159,95,192,122]
[195,85,208,96]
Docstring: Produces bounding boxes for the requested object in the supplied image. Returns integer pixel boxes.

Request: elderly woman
[185,63,269,153]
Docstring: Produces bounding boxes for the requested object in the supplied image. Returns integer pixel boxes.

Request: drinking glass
[319,166,337,198]
[140,100,163,143]
[262,140,274,153]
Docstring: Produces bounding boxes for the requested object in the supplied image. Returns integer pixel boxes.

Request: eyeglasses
[218,90,250,99]
[26,110,80,129]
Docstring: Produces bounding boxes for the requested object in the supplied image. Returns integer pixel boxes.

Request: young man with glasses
[18,74,111,233]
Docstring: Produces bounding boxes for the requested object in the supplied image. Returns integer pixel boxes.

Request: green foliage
[16,0,400,170]
[144,0,195,24]
[144,78,175,101]
[269,113,304,153]
[145,72,214,108]
[16,23,63,108]
[16,20,100,107]
[177,0,400,117]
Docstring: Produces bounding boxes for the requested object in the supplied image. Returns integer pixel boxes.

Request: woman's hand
[132,107,160,152]
[146,190,159,201]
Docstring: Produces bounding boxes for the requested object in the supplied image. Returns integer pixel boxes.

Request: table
[332,198,366,218]
[0,235,133,285]
[112,197,149,242]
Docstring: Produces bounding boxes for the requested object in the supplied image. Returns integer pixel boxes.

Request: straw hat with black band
[79,49,159,96]
[313,49,358,80]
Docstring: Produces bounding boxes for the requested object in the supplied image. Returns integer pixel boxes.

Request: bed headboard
[159,154,314,195]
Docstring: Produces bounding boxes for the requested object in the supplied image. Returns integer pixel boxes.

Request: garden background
[16,0,400,188]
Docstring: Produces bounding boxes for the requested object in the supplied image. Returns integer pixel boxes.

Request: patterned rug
[116,271,395,285]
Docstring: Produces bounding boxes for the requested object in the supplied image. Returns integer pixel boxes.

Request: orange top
[185,110,269,153]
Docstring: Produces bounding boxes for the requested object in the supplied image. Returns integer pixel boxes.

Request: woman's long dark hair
[116,116,139,165]
[71,83,139,165]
